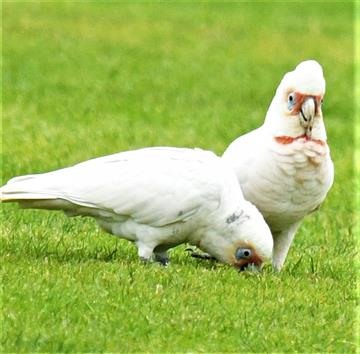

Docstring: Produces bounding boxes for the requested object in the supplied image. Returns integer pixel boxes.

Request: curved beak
[236,252,264,272]
[299,97,316,136]
[239,262,262,272]
[300,97,316,123]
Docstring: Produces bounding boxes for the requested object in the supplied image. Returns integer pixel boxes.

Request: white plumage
[223,60,334,270]
[1,147,273,269]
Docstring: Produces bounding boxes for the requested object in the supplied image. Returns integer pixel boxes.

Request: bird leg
[137,243,170,266]
[137,243,155,263]
[272,222,300,271]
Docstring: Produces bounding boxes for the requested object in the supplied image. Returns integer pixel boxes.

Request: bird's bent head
[265,60,327,140]
[200,202,273,271]
[229,202,273,271]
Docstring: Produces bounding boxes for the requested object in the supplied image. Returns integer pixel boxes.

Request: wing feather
[1,147,222,227]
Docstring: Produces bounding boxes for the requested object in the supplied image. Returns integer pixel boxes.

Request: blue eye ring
[235,248,252,260]
[287,93,296,110]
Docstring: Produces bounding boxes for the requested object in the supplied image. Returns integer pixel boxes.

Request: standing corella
[1,147,273,269]
[223,60,334,271]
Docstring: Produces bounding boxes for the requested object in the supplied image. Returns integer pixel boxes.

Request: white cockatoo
[223,60,334,271]
[1,147,273,269]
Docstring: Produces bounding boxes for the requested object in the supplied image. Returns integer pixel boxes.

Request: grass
[1,2,357,353]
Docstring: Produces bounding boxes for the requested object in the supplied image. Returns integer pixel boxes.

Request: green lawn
[1,2,357,353]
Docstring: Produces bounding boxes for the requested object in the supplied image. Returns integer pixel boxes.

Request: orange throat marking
[275,135,326,146]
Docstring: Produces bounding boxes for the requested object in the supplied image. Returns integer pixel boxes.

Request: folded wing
[1,147,223,227]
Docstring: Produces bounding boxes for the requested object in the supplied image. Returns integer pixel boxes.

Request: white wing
[1,147,224,227]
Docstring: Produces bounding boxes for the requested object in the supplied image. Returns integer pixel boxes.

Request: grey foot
[139,254,169,266]
[140,256,151,263]
[154,253,169,266]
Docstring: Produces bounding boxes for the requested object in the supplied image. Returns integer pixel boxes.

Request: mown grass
[1,2,357,353]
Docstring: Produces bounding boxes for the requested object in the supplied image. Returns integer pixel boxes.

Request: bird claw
[140,256,151,263]
[185,248,217,261]
[140,255,169,267]
[239,263,261,272]
[154,254,169,266]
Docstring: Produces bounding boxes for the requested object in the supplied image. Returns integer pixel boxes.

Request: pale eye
[287,93,296,110]
[235,248,252,260]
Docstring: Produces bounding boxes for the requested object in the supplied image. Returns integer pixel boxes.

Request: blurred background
[3,2,354,174]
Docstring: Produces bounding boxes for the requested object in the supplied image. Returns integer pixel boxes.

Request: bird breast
[242,137,333,231]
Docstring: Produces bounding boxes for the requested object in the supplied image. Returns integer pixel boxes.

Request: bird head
[199,201,273,271]
[229,202,273,271]
[264,60,326,140]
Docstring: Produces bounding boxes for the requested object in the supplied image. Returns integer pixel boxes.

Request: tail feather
[0,173,116,219]
[0,177,73,211]
[0,174,67,203]
[1,192,59,202]
[0,174,59,202]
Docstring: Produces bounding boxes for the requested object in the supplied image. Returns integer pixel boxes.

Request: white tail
[1,174,58,202]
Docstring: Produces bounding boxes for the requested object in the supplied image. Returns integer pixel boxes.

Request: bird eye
[235,248,252,260]
[321,98,324,105]
[287,93,296,111]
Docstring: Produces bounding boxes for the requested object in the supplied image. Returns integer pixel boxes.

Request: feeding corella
[1,147,273,269]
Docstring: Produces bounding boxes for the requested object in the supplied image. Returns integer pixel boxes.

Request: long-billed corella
[1,147,273,270]
[223,60,334,270]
